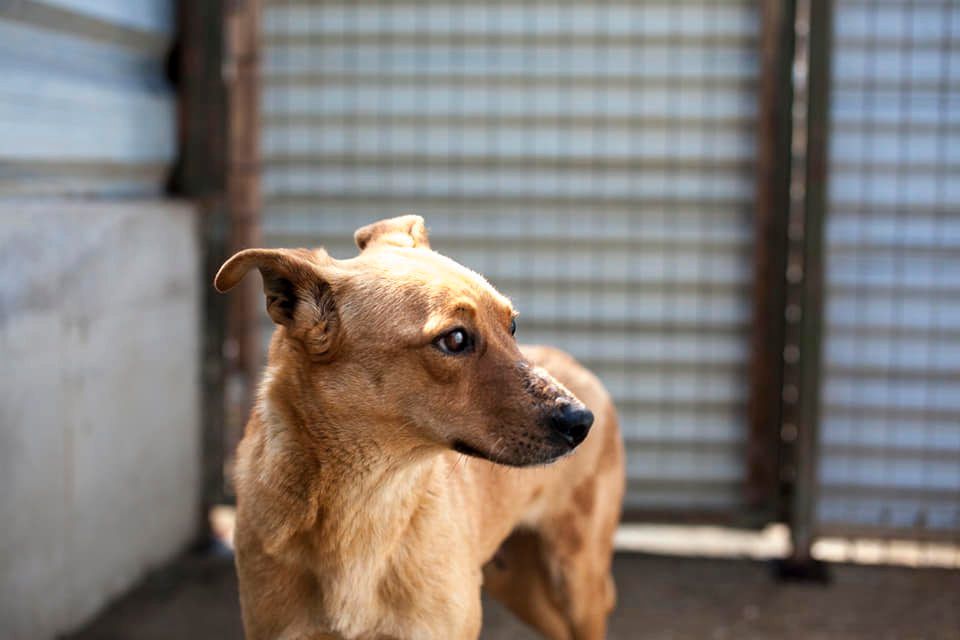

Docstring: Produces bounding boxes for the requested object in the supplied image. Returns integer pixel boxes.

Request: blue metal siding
[0,0,176,196]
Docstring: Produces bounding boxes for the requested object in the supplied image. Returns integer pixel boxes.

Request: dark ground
[65,551,959,640]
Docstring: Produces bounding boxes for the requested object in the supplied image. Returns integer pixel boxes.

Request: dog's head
[215,215,592,467]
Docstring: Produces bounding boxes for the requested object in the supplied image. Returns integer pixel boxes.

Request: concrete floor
[66,551,959,640]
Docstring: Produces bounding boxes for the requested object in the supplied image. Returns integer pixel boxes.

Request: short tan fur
[216,215,626,639]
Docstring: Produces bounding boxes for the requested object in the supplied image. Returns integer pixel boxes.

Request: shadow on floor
[65,551,959,639]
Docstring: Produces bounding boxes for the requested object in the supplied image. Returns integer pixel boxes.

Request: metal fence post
[224,0,264,494]
[171,0,229,536]
[774,0,832,581]
[747,0,796,524]
[172,0,263,529]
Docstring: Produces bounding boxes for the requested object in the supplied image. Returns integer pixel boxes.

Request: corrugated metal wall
[260,1,761,515]
[818,0,960,537]
[0,0,176,196]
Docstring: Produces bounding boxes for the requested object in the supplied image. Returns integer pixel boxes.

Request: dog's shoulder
[234,409,323,559]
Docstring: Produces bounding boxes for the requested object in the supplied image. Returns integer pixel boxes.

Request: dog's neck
[246,371,480,638]
[252,372,452,564]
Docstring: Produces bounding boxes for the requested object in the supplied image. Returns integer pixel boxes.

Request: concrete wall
[0,201,201,640]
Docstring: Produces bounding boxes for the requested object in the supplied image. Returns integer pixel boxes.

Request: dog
[215,215,625,639]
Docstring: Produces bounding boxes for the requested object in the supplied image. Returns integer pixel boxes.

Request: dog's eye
[509,318,517,336]
[436,328,472,355]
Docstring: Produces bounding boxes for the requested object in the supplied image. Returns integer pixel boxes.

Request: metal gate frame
[173,0,263,519]
[187,0,954,560]
[754,0,957,566]
[806,0,960,548]
[188,0,804,530]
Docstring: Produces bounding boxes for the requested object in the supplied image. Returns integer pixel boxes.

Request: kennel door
[816,0,960,539]
[260,1,761,520]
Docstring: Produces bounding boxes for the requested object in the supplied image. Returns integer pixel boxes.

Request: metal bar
[795,0,832,558]
[823,404,960,423]
[263,72,759,91]
[261,153,755,173]
[777,0,832,580]
[746,0,795,520]
[823,365,960,383]
[815,444,960,464]
[262,231,752,254]
[263,113,758,132]
[263,32,758,49]
[263,193,755,211]
[170,0,229,532]
[619,508,765,529]
[818,484,960,503]
[225,0,264,495]
[816,523,960,543]
[266,0,759,6]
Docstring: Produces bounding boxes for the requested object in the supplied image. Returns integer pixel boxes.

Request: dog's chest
[315,548,480,639]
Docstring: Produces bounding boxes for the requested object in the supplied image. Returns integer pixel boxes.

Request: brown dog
[215,215,625,639]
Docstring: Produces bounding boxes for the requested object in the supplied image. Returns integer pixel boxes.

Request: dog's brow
[449,300,477,317]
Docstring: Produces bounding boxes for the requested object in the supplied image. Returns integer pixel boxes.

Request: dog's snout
[550,404,594,448]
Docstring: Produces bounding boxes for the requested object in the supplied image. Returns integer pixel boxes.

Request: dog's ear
[354,214,430,251]
[214,248,340,360]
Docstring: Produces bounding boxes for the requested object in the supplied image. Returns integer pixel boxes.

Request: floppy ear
[214,248,340,360]
[354,214,430,251]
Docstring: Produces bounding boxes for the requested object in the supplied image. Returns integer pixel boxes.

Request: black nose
[550,404,594,447]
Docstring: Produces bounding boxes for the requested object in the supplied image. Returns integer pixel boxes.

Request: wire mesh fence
[257,0,761,517]
[245,0,960,539]
[817,0,960,539]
